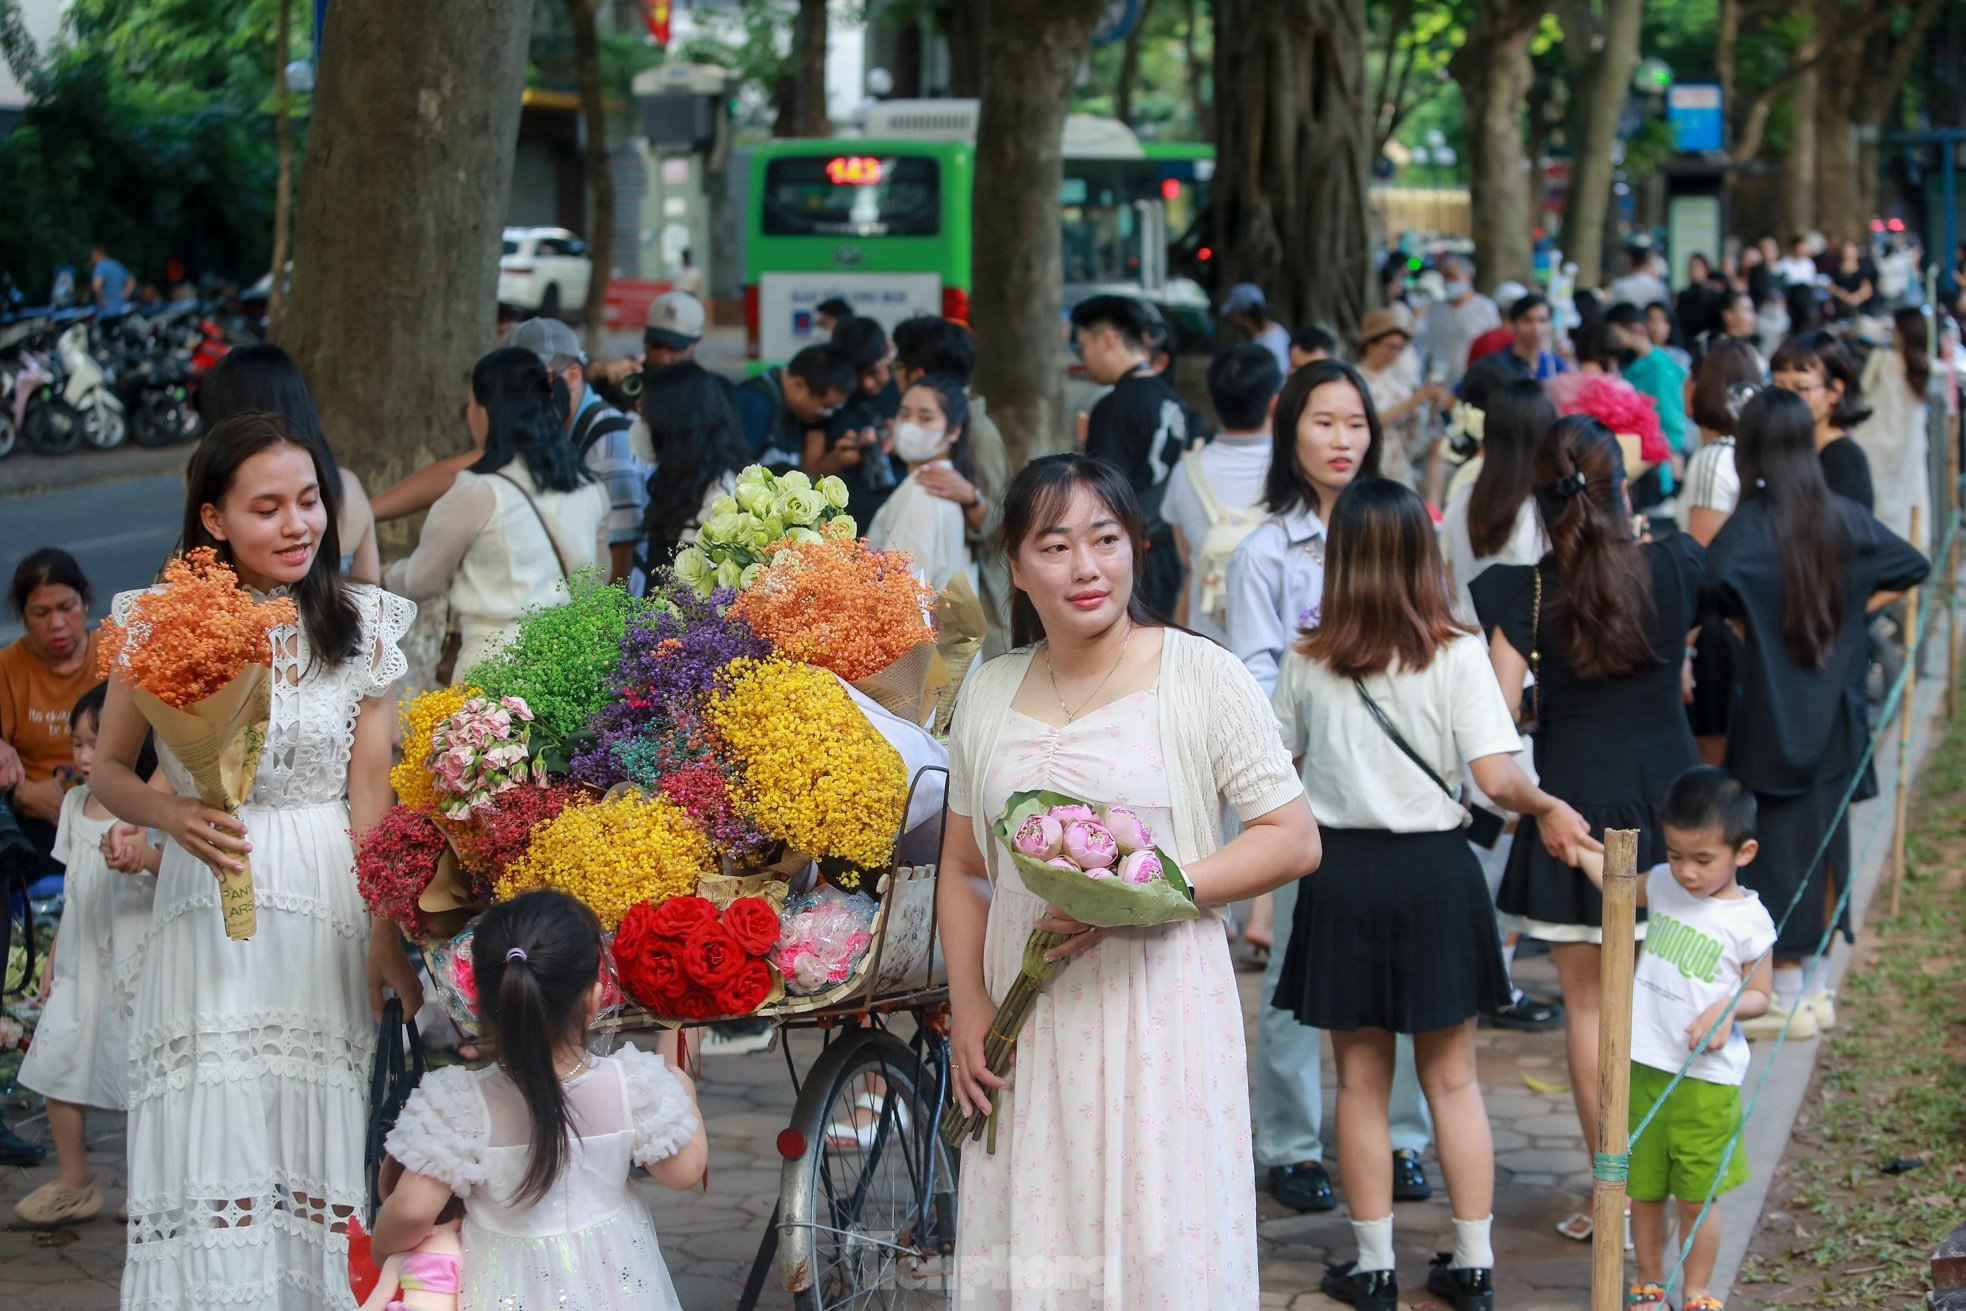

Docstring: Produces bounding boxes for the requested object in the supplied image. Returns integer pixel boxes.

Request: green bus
[742,101,1213,364]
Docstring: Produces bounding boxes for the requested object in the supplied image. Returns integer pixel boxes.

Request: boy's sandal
[1626,1281,1670,1308]
[1684,1298,1723,1311]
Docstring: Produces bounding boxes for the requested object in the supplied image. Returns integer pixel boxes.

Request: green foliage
[1072,0,1213,140]
[0,0,289,296]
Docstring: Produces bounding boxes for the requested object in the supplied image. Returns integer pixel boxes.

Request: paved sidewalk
[1,645,1948,1309]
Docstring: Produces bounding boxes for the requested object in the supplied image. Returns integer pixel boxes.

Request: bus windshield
[761,155,942,238]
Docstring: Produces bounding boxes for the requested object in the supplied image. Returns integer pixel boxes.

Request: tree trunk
[943,0,989,99]
[568,0,612,352]
[1850,0,1942,223]
[793,0,829,137]
[970,0,1109,466]
[1452,0,1540,289]
[1814,35,1860,241]
[267,0,295,339]
[283,0,532,534]
[1114,0,1159,126]
[1783,28,1822,236]
[1561,0,1643,289]
[1211,0,1372,336]
[1184,0,1209,139]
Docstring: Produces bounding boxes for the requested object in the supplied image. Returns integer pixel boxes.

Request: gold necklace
[1044,622,1132,725]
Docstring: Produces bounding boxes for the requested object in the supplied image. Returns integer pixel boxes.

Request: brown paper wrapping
[850,640,941,723]
[132,666,271,941]
[932,575,989,734]
[416,839,486,942]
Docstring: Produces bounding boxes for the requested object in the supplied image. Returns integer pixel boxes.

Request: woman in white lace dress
[92,412,425,1311]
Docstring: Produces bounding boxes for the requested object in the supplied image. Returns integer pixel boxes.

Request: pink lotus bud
[1062,820,1118,869]
[1117,849,1164,885]
[1098,805,1155,853]
[1012,814,1065,860]
[1046,856,1080,870]
[1046,803,1097,823]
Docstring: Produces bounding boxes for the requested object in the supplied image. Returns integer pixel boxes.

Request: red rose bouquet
[614,894,784,1020]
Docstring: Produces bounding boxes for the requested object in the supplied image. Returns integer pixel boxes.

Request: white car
[499,227,593,318]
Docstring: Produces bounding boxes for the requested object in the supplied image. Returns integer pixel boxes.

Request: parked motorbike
[58,316,127,449]
[0,313,83,456]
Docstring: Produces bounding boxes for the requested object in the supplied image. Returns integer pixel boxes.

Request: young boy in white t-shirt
[1583,766,1776,1311]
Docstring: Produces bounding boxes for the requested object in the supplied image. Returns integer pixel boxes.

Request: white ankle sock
[1800,965,1831,1002]
[1352,1214,1395,1273]
[1500,939,1518,977]
[1772,965,1804,1012]
[1452,1214,1495,1269]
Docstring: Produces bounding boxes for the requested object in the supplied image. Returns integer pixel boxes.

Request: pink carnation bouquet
[426,694,549,822]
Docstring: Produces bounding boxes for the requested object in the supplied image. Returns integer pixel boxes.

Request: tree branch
[1728,0,1908,162]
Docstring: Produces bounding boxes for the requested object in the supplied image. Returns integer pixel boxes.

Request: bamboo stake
[1591,828,1641,1311]
[1892,505,1922,917]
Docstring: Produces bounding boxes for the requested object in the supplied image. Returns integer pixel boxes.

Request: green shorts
[1627,1062,1750,1204]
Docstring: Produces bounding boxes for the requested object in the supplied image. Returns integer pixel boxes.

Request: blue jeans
[1255,875,1434,1165]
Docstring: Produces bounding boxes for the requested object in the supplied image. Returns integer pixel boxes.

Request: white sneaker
[698,1022,775,1057]
[1741,998,1818,1042]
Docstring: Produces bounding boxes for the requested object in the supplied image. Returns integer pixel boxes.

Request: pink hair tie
[505,947,528,963]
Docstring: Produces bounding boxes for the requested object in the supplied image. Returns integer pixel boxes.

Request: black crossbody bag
[1351,677,1503,849]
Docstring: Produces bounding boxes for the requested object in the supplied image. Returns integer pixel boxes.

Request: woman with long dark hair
[1221,360,1435,1216]
[940,454,1318,1307]
[1272,478,1592,1310]
[1772,330,1875,510]
[1852,307,1934,545]
[385,347,607,673]
[200,344,380,582]
[1709,389,1927,1038]
[1469,416,1709,1230]
[635,361,751,574]
[89,413,422,1308]
[1442,376,1555,613]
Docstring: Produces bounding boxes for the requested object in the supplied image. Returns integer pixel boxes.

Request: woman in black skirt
[1469,415,1708,1179]
[1708,388,1927,1038]
[1273,479,1594,1311]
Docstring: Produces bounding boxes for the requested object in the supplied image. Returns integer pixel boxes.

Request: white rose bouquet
[672,465,857,598]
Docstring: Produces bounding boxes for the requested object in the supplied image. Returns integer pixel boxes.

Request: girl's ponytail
[1532,415,1656,681]
[473,890,603,1205]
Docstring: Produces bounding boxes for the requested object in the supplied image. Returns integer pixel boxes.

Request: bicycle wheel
[780,1027,958,1310]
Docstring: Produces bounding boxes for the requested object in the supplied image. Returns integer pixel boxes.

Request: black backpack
[571,399,633,460]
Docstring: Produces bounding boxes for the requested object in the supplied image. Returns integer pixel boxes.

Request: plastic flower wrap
[773,886,877,995]
[353,804,452,940]
[466,569,644,748]
[727,536,936,682]
[706,657,908,877]
[495,792,712,930]
[96,547,299,941]
[614,894,782,1020]
[943,790,1198,1151]
[424,920,482,1033]
[672,465,858,598]
[425,694,548,821]
[394,685,479,815]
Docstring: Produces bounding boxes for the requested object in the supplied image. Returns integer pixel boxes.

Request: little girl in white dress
[374,890,707,1310]
[14,684,161,1229]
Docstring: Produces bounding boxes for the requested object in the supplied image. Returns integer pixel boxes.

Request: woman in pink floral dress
[939,455,1320,1310]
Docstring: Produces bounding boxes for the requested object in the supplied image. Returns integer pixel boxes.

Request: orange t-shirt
[0,633,101,784]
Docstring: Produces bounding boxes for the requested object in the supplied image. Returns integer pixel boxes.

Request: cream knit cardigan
[949,628,1305,876]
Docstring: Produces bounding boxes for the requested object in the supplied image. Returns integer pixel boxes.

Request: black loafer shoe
[1267,1160,1337,1213]
[0,1122,46,1167]
[1480,992,1566,1031]
[1392,1148,1432,1201]
[1321,1259,1398,1311]
[1426,1252,1495,1311]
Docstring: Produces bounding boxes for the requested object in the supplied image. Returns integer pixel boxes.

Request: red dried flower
[724,897,782,957]
[682,921,744,988]
[716,958,775,1015]
[353,805,449,940]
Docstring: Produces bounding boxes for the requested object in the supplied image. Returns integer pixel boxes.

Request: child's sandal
[1684,1298,1723,1311]
[1626,1281,1671,1308]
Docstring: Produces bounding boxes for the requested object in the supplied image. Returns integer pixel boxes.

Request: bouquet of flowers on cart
[671,466,858,597]
[363,492,951,1030]
[940,790,1199,1151]
[98,548,297,941]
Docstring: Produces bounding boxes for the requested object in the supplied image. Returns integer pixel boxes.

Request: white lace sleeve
[383,1066,489,1197]
[350,584,416,698]
[104,587,163,675]
[617,1045,700,1167]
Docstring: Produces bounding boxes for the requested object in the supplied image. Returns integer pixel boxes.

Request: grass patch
[1736,682,1966,1309]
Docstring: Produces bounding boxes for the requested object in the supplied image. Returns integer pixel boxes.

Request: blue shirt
[92,258,131,314]
[1224,504,1329,697]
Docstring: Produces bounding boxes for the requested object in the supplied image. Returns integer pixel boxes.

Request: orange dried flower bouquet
[728,537,935,682]
[98,548,297,706]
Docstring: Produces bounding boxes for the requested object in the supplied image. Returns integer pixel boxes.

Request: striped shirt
[1684,437,1740,516]
[573,390,650,545]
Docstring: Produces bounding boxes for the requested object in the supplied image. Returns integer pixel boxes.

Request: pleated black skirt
[1271,827,1513,1034]
[1745,776,1854,957]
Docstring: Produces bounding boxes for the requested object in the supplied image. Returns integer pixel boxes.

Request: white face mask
[893,421,947,464]
[1443,280,1472,300]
